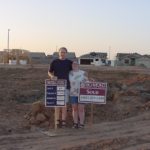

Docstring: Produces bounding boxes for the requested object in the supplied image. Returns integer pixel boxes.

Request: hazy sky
[0,0,150,58]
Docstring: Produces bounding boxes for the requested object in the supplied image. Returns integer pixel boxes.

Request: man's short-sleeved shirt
[49,59,72,89]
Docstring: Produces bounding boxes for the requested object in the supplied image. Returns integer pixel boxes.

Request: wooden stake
[54,107,57,130]
[90,103,94,128]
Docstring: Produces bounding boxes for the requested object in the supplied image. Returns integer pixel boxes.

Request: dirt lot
[0,65,150,150]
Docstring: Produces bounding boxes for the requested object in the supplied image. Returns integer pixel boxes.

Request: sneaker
[72,123,78,129]
[56,120,61,128]
[78,124,84,129]
[61,120,66,128]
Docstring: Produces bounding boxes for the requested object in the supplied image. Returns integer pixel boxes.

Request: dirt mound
[25,101,53,127]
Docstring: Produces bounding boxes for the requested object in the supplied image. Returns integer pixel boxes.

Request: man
[48,47,72,128]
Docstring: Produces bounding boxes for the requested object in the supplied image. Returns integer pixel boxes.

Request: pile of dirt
[25,101,74,128]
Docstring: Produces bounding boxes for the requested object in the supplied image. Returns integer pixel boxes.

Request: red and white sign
[79,82,107,104]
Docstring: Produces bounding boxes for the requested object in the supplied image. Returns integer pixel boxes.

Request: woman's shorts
[70,96,78,104]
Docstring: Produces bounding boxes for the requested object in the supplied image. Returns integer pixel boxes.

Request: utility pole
[8,29,10,63]
[108,46,111,60]
[7,29,10,51]
[5,29,10,64]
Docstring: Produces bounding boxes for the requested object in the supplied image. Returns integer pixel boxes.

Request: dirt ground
[0,64,150,150]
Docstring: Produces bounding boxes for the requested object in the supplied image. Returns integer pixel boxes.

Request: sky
[0,0,150,59]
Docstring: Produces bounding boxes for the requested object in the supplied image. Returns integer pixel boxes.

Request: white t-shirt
[69,70,88,96]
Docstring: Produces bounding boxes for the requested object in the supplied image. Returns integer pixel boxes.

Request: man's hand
[51,76,58,80]
[48,71,57,80]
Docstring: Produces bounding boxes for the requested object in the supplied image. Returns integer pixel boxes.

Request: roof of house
[116,53,141,59]
[116,53,130,58]
[143,55,150,58]
[136,55,150,59]
[80,52,107,59]
[28,52,46,58]
[4,49,29,54]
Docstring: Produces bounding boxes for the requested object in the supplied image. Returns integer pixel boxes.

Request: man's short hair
[59,47,68,53]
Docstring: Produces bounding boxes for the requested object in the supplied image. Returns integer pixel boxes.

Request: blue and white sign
[45,79,66,107]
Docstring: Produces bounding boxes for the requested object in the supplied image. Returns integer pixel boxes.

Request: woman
[69,61,88,129]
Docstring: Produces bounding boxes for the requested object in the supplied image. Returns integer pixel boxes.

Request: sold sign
[79,81,107,104]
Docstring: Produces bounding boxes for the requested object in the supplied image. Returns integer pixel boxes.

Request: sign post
[79,81,107,127]
[90,103,94,127]
[54,108,57,130]
[45,79,66,130]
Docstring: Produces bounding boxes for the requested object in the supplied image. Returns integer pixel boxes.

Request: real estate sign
[79,81,107,104]
[45,79,66,107]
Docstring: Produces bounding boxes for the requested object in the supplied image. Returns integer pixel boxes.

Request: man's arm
[48,71,57,80]
[48,60,57,80]
[48,71,54,78]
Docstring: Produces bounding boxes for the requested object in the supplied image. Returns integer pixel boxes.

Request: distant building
[28,52,49,64]
[2,49,29,64]
[79,52,107,66]
[116,53,150,68]
[116,53,141,66]
[0,51,4,63]
[135,55,150,68]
